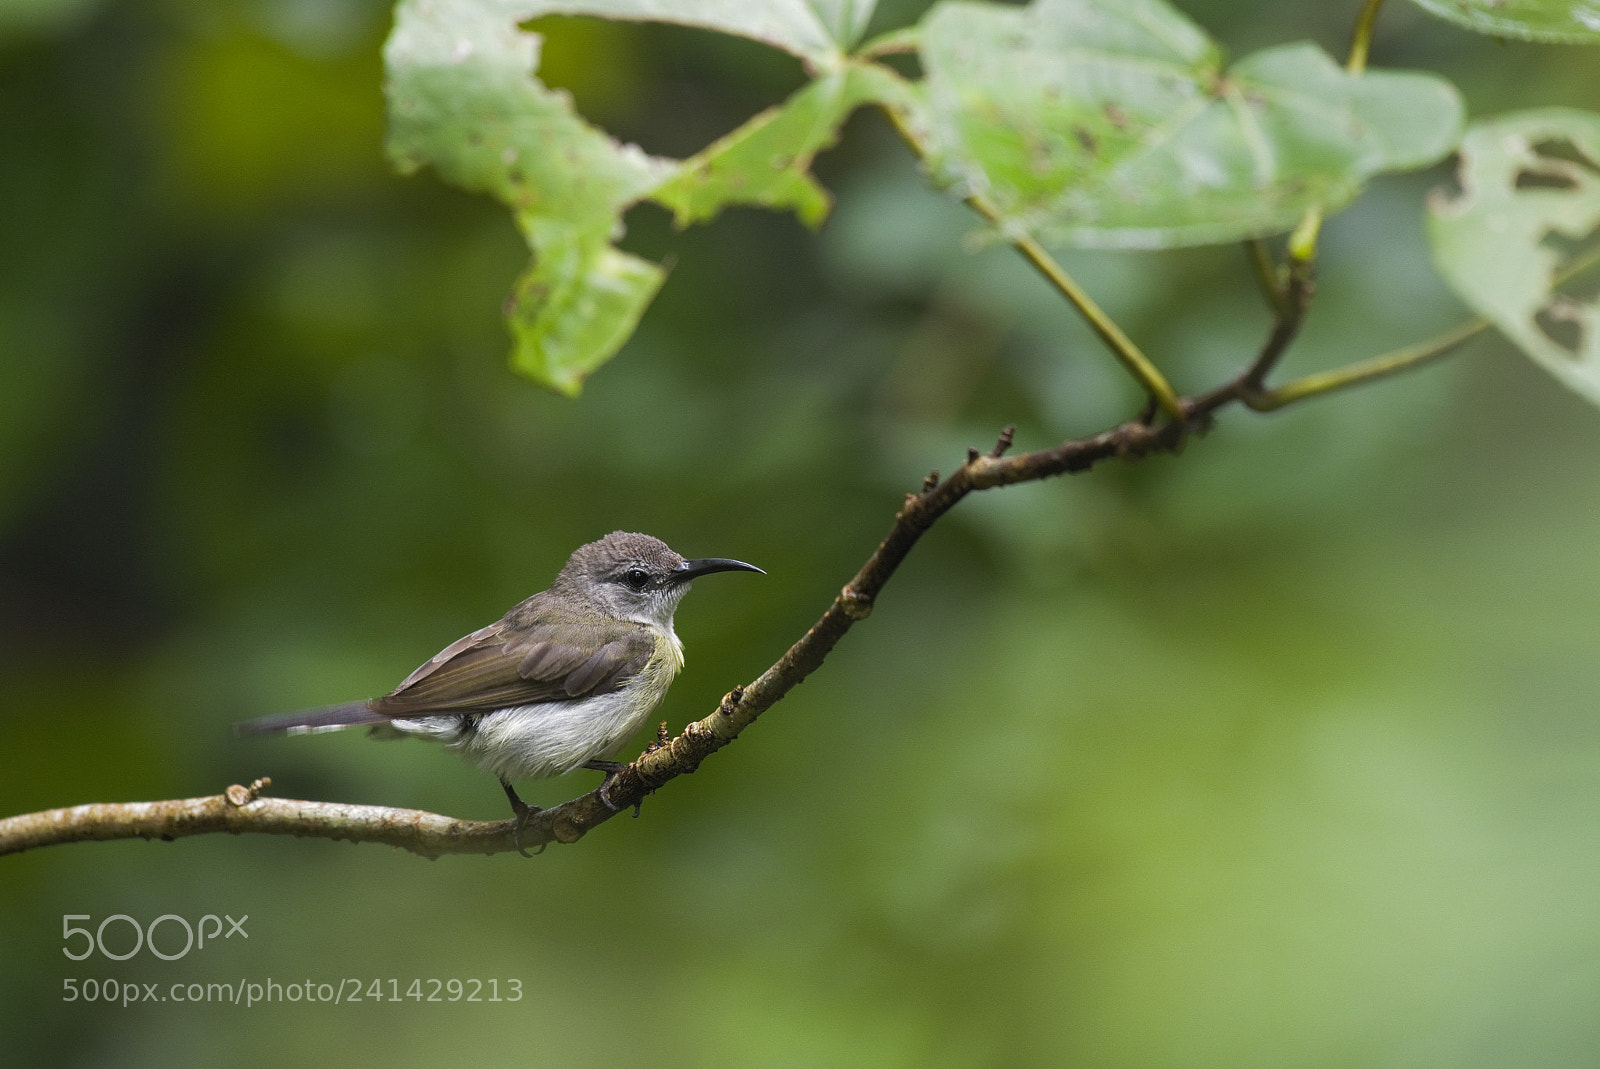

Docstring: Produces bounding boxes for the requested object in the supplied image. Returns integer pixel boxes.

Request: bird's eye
[623,567,650,591]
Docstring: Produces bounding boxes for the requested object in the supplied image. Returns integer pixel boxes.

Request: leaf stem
[1244,239,1289,317]
[1245,243,1600,409]
[1275,0,1382,332]
[987,209,1186,419]
[857,27,918,58]
[1347,0,1388,75]
[876,100,1184,420]
[1287,205,1323,263]
[1246,314,1489,410]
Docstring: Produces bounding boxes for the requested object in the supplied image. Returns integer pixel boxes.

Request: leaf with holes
[1406,0,1600,44]
[386,0,673,394]
[384,0,885,394]
[654,63,913,228]
[500,0,877,62]
[914,0,1464,249]
[1429,110,1600,406]
[507,221,668,394]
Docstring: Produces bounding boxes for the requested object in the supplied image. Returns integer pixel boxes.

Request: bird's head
[553,531,762,629]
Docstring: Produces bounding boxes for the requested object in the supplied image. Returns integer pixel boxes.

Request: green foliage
[498,0,873,62]
[1428,109,1600,405]
[385,0,674,394]
[1406,0,1600,43]
[914,0,1462,248]
[384,0,1600,404]
[384,0,901,393]
[653,62,911,227]
[10,2,1600,1066]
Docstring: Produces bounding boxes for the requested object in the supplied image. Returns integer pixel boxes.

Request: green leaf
[915,0,1464,249]
[383,0,889,393]
[653,62,912,228]
[1428,109,1600,406]
[386,0,674,233]
[386,0,677,393]
[501,0,875,64]
[806,0,878,48]
[508,221,667,396]
[1406,0,1600,44]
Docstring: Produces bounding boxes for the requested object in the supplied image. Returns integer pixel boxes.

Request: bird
[236,531,762,847]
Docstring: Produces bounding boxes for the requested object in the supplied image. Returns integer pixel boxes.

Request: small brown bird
[237,532,762,837]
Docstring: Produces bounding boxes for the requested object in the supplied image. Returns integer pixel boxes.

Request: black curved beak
[673,557,764,582]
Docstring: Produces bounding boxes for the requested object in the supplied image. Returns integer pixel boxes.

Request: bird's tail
[234,701,389,737]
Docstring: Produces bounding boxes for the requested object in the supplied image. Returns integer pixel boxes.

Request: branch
[0,779,523,859]
[17,68,1577,857]
[1246,313,1488,410]
[4,255,1527,857]
[1,415,1194,859]
[1243,242,1600,410]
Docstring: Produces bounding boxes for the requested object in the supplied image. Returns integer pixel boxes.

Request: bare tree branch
[0,408,1201,859]
[0,182,1521,861]
[0,779,522,859]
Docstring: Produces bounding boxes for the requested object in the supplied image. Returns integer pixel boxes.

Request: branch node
[225,777,272,807]
[921,470,939,493]
[839,585,874,620]
[717,685,746,716]
[664,721,718,775]
[966,446,980,464]
[990,425,1015,458]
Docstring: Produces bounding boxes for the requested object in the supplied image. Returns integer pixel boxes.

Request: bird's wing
[372,602,655,718]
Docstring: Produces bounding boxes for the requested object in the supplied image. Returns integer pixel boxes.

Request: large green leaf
[915,0,1464,249]
[481,0,877,65]
[1407,0,1600,44]
[1428,109,1600,406]
[653,62,912,228]
[506,220,668,394]
[384,0,890,393]
[386,0,674,394]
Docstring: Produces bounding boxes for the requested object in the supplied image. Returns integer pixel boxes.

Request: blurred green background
[4,1,1600,1065]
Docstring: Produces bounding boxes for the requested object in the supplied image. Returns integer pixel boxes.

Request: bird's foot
[499,778,544,857]
[581,760,642,817]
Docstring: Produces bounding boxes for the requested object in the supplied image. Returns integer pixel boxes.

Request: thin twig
[876,102,1185,420]
[1245,243,1600,410]
[0,272,1520,856]
[0,414,1193,858]
[1347,0,1388,75]
[999,220,1187,421]
[1244,239,1290,318]
[0,785,523,859]
[1248,315,1488,410]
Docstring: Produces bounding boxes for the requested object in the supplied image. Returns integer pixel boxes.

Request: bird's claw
[500,778,543,857]
[582,759,639,816]
[596,778,645,818]
[509,804,544,857]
